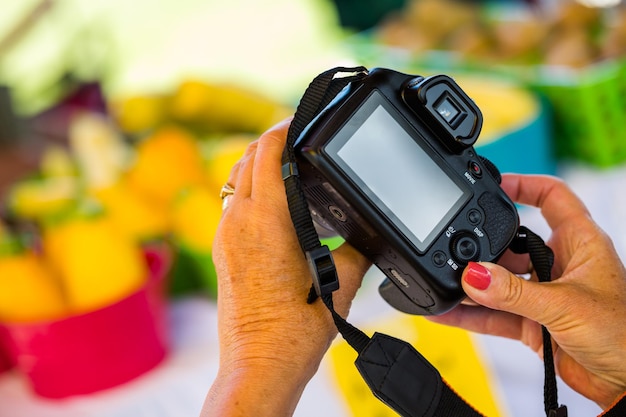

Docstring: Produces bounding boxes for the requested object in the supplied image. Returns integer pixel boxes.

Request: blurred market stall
[0,0,332,409]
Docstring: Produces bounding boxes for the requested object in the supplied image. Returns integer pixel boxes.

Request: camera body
[294,68,519,315]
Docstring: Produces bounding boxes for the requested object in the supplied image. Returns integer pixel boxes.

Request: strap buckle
[282,162,299,180]
[306,245,339,297]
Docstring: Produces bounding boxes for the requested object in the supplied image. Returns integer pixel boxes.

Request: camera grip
[478,193,518,255]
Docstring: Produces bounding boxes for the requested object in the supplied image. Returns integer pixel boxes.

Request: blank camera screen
[328,91,470,252]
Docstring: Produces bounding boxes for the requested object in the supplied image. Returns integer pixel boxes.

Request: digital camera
[293,68,519,315]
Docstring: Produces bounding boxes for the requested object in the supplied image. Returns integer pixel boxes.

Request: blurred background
[1,0,626,416]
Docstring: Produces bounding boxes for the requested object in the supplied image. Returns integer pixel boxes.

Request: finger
[250,118,292,201]
[331,242,372,316]
[225,160,241,189]
[501,174,590,231]
[232,141,258,199]
[497,250,532,275]
[427,303,529,341]
[218,160,238,212]
[219,139,260,212]
[461,261,565,328]
[227,138,259,186]
[460,297,480,306]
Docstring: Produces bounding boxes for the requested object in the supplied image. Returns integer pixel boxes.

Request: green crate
[528,60,626,168]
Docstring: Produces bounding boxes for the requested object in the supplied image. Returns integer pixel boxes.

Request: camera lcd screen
[326,90,471,252]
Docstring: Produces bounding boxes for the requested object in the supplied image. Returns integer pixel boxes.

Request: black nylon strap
[510,226,567,417]
[356,332,484,417]
[280,66,372,354]
[322,293,370,353]
[282,67,367,255]
[437,384,484,417]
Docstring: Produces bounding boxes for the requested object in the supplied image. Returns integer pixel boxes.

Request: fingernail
[464,262,491,290]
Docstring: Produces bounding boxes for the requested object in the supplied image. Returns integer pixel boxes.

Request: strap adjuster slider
[282,162,299,180]
[306,245,339,297]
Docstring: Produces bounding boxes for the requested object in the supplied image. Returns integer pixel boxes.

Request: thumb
[462,261,554,325]
[330,243,371,315]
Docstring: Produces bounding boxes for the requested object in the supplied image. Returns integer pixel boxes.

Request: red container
[0,325,14,374]
[0,246,170,398]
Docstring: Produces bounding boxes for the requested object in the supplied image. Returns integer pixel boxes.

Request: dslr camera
[293,68,519,315]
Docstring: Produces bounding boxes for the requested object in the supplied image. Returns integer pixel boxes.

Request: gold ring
[219,183,235,200]
[222,195,233,210]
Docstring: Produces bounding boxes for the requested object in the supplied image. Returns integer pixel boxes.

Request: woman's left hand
[203,119,371,416]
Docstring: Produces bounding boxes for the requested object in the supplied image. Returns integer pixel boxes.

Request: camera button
[467,209,482,225]
[451,234,480,264]
[468,161,482,178]
[432,251,447,268]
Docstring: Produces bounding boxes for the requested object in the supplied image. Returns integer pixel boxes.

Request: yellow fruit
[172,186,222,253]
[8,177,78,221]
[169,79,291,134]
[111,94,167,134]
[93,180,171,242]
[126,126,206,206]
[42,216,147,314]
[0,252,67,322]
[205,135,254,195]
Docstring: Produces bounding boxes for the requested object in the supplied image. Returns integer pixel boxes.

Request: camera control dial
[450,233,480,264]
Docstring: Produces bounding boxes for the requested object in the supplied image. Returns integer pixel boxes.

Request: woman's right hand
[428,174,626,409]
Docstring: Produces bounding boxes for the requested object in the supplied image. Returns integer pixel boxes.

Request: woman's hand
[428,174,626,409]
[202,119,371,416]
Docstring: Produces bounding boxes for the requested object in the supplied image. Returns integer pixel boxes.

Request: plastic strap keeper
[282,162,299,180]
[306,245,339,297]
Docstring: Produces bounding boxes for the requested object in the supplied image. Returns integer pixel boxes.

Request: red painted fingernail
[464,262,491,290]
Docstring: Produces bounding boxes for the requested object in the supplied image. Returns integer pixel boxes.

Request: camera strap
[282,67,567,417]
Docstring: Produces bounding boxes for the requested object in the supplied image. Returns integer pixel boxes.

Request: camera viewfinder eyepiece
[403,75,482,153]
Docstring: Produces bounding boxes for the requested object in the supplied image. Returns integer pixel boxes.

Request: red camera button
[469,161,482,178]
